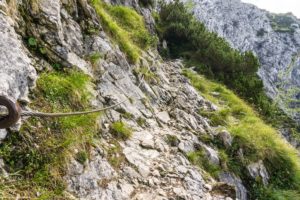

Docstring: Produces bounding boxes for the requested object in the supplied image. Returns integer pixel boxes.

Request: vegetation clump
[106,140,125,169]
[91,0,156,63]
[110,121,132,140]
[187,150,221,178]
[184,69,300,200]
[0,70,99,198]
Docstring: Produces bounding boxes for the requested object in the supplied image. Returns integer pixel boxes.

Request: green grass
[106,140,125,169]
[110,121,132,140]
[88,52,102,66]
[0,70,100,199]
[187,150,221,178]
[75,151,88,165]
[91,0,155,63]
[133,66,158,83]
[165,135,180,147]
[183,69,300,199]
[136,117,146,127]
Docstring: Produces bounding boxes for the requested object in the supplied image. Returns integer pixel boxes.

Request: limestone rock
[156,111,171,124]
[217,130,233,148]
[0,13,36,101]
[247,160,270,186]
[219,172,247,200]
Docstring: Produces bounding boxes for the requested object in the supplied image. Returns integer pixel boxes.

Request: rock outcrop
[182,0,300,122]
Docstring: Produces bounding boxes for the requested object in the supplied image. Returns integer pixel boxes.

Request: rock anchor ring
[0,96,21,129]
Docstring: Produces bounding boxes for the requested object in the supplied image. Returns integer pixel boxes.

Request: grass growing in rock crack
[91,0,156,63]
[0,70,100,199]
[110,121,132,140]
[183,69,300,200]
[106,140,125,170]
[136,117,146,127]
[133,66,158,83]
[88,51,102,67]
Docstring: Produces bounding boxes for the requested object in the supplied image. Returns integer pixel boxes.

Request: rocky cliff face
[182,0,300,122]
[0,0,242,199]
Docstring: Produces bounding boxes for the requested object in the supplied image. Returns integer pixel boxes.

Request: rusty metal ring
[0,96,21,129]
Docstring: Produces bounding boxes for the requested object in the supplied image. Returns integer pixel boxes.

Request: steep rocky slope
[0,0,237,199]
[0,0,299,200]
[182,0,300,122]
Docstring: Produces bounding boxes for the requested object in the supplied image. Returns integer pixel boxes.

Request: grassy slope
[183,69,300,199]
[91,0,155,63]
[0,70,100,199]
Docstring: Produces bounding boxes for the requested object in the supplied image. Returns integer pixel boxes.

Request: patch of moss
[165,135,180,147]
[88,52,102,66]
[76,151,88,165]
[136,117,146,127]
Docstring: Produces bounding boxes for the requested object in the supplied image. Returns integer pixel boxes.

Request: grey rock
[156,111,171,124]
[219,172,247,200]
[202,144,220,165]
[0,13,36,102]
[217,130,233,148]
[0,130,7,142]
[247,160,270,186]
[123,147,159,177]
[178,141,195,154]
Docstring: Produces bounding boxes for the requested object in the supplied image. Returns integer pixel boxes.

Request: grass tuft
[91,0,155,63]
[110,121,132,140]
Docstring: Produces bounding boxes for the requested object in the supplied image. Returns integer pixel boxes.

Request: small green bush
[139,0,155,7]
[111,121,132,140]
[28,37,37,47]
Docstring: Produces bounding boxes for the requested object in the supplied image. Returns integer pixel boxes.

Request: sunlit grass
[183,69,300,199]
[91,0,155,63]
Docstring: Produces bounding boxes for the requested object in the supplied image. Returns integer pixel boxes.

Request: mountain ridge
[182,0,300,122]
